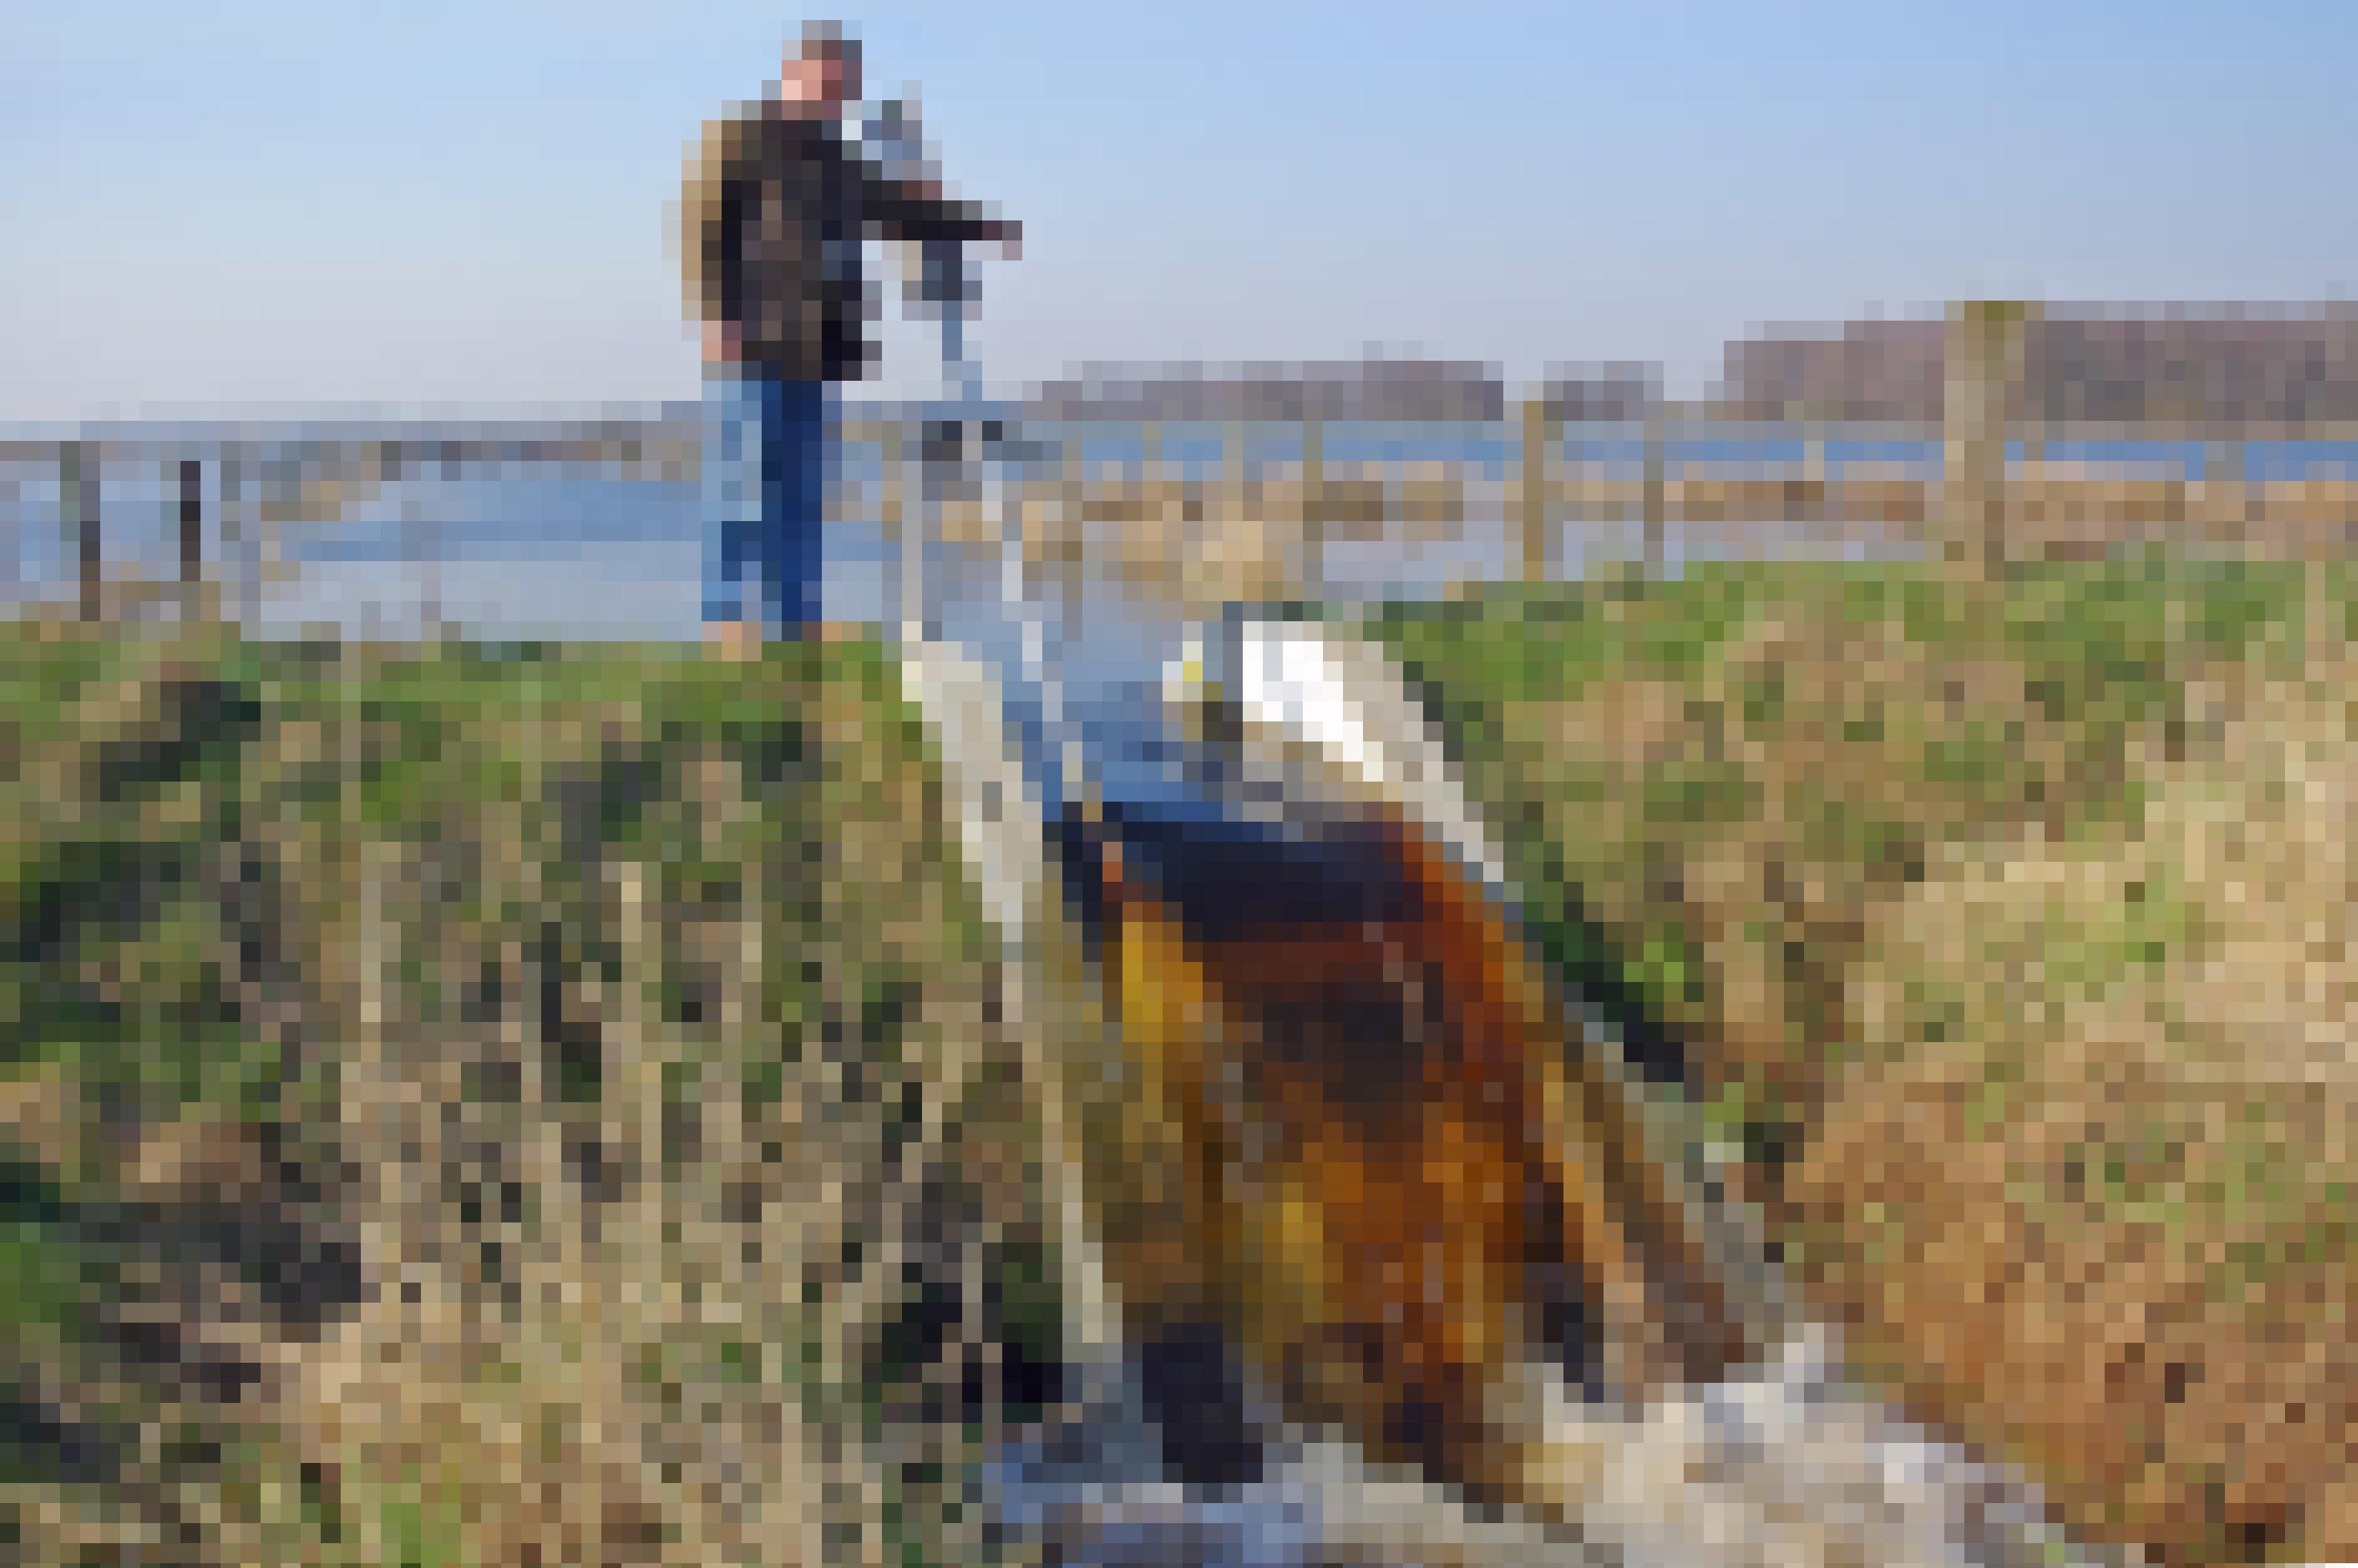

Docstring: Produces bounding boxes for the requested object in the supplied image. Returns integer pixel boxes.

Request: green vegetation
[0,623,1055,1568]
[6,552,2348,1566]
[1369,556,2358,1566]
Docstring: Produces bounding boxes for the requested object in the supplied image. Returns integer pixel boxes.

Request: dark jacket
[681,99,1009,382]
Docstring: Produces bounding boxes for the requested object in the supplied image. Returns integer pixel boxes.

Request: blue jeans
[702,369,828,634]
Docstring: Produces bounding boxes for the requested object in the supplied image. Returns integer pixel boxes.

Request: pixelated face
[783,40,859,113]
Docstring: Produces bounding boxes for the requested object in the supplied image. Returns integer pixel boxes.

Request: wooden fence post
[1300,415,1325,593]
[179,457,204,620]
[1519,394,1550,586]
[2206,434,2248,545]
[1140,416,1168,585]
[1055,426,1077,604]
[62,441,101,623]
[223,451,258,628]
[1223,417,1246,511]
[1642,410,1667,577]
[1802,421,1827,544]
[1221,417,1251,598]
[1943,300,2036,581]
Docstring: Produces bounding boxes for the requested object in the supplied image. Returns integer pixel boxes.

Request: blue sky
[3,2,2352,419]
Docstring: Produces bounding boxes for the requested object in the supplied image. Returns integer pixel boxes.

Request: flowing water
[2,418,2118,1566]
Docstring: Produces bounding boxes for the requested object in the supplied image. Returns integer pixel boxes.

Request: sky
[3,1,2355,421]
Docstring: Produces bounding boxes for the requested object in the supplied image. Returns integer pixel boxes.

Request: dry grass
[1372,557,2356,1566]
[10,556,2349,1566]
[1790,661,2357,1564]
[0,624,1055,1568]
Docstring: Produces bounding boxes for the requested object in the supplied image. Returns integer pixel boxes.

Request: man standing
[681,22,1018,651]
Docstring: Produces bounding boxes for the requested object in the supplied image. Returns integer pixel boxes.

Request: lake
[7,418,2350,645]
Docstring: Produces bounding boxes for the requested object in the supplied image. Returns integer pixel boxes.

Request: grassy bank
[0,624,1058,1567]
[8,552,2350,1568]
[1370,556,2357,1566]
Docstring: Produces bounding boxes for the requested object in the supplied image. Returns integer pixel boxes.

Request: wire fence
[7,392,2356,639]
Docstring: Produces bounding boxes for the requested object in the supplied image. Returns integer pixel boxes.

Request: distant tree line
[1717,305,2358,425]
